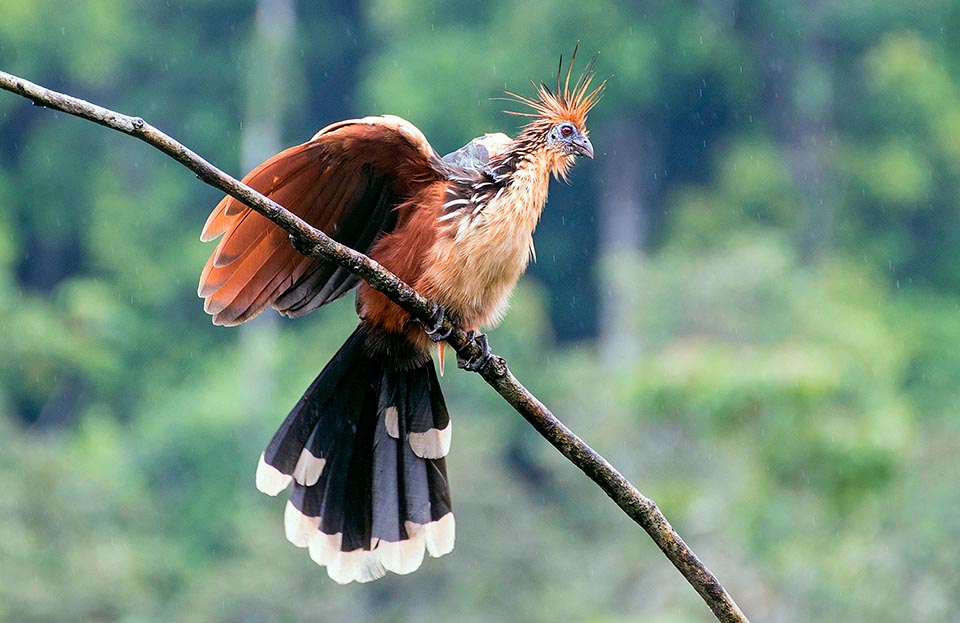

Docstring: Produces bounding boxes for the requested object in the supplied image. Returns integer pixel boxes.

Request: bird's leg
[424,302,455,342]
[457,331,493,372]
[421,306,497,373]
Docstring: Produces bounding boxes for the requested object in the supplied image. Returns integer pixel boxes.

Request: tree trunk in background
[778,3,838,261]
[596,119,658,367]
[238,0,298,415]
[242,0,297,174]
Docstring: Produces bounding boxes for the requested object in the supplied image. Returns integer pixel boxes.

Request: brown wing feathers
[274,167,400,317]
[198,117,442,326]
[200,146,360,324]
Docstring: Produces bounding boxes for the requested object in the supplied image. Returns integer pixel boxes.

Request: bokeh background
[2,1,960,621]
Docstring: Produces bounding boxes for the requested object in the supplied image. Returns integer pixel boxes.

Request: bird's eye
[560,124,574,137]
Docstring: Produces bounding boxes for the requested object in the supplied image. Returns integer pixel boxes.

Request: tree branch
[0,70,749,623]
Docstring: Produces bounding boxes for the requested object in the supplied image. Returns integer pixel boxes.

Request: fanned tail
[256,325,454,583]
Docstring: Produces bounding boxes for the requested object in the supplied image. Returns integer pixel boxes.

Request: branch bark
[0,70,749,623]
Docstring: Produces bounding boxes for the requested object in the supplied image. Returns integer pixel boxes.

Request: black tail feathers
[255,325,454,583]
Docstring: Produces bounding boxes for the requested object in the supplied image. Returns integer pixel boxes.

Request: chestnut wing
[198,116,444,326]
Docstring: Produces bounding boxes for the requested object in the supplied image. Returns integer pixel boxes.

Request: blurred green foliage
[1,1,959,622]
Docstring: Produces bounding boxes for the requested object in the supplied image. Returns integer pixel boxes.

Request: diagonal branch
[0,70,749,623]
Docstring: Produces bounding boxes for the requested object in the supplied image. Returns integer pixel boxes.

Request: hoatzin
[198,55,603,583]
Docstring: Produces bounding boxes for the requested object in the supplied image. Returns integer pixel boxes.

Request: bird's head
[502,45,605,178]
[545,120,594,160]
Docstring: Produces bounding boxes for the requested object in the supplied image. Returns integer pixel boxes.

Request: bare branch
[0,70,749,623]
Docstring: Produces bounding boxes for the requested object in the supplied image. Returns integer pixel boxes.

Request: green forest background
[2,1,959,621]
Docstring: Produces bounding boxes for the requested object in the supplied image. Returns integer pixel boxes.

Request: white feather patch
[337,549,387,584]
[291,447,325,486]
[385,406,400,439]
[309,532,388,584]
[327,547,365,584]
[299,513,456,583]
[308,530,341,567]
[284,500,319,548]
[407,421,452,459]
[256,452,293,496]
[355,552,388,583]
[375,534,427,576]
[424,513,456,558]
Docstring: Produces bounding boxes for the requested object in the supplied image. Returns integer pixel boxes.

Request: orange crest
[502,43,606,130]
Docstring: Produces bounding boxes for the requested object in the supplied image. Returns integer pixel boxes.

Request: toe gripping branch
[457,331,494,372]
[425,302,454,342]
[423,303,502,376]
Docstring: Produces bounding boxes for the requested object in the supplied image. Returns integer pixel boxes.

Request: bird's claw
[421,307,496,373]
[424,303,454,342]
[457,331,493,372]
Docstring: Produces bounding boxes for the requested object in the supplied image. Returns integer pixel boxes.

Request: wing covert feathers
[198,116,442,326]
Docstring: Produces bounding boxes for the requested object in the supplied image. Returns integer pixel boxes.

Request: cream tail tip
[281,507,456,583]
[255,452,292,496]
[291,447,325,487]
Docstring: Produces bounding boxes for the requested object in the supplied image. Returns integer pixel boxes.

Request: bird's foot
[422,307,500,375]
[457,331,493,372]
[424,302,455,342]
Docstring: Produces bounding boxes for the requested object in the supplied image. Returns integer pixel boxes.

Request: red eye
[560,124,574,136]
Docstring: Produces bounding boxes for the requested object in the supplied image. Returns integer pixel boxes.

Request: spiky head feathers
[501,46,604,169]
[503,46,605,131]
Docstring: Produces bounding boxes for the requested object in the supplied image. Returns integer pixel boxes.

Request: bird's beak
[571,135,594,159]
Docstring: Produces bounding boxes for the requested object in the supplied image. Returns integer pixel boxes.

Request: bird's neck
[489,133,572,185]
[479,142,568,262]
[498,151,554,222]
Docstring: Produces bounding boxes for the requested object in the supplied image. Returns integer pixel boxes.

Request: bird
[198,51,603,584]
